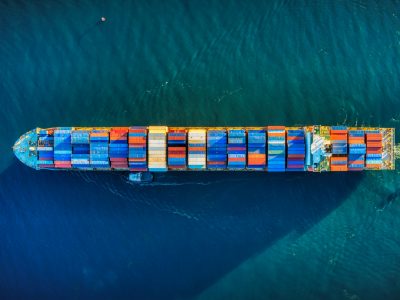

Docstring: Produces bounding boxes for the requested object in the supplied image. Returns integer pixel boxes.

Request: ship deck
[13,126,396,172]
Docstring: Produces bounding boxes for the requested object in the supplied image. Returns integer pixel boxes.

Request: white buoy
[101,17,106,22]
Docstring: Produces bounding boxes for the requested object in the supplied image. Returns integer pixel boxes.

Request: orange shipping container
[248,155,265,158]
[348,138,364,143]
[128,158,146,162]
[348,160,364,164]
[366,134,382,140]
[330,130,348,134]
[331,157,348,162]
[330,134,347,141]
[366,164,382,169]
[367,142,382,147]
[331,165,348,171]
[129,137,146,143]
[188,147,205,151]
[248,158,266,164]
[229,157,246,162]
[268,132,285,137]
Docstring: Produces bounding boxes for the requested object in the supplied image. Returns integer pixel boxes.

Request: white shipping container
[148,127,167,169]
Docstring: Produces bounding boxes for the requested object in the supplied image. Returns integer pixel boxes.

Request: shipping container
[148,126,168,172]
[227,129,246,169]
[128,126,148,171]
[330,127,349,172]
[207,130,227,169]
[365,130,383,169]
[37,129,54,166]
[348,130,366,170]
[168,129,187,170]
[247,129,266,170]
[188,129,206,169]
[109,128,129,170]
[71,130,90,169]
[286,129,305,171]
[90,129,110,168]
[54,128,72,169]
[268,126,286,172]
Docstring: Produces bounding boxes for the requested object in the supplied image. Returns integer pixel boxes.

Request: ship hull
[13,126,395,172]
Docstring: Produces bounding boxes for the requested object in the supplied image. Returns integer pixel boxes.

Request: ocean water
[1,0,400,299]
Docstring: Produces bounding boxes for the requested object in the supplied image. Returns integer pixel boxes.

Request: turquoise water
[1,0,400,299]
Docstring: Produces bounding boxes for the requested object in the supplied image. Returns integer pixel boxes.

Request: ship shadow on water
[0,160,363,299]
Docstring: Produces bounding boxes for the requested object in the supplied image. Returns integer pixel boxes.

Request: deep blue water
[1,0,400,299]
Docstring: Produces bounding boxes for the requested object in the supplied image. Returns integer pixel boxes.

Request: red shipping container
[168,136,186,140]
[287,137,304,140]
[38,164,55,168]
[110,158,127,162]
[207,161,225,165]
[128,158,146,162]
[55,163,72,169]
[39,157,53,161]
[288,154,305,159]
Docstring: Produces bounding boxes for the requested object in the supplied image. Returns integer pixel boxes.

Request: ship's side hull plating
[13,126,395,172]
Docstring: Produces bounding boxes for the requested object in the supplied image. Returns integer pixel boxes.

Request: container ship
[13,126,395,175]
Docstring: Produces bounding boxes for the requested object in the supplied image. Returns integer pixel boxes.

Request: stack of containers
[330,126,348,155]
[348,130,366,171]
[227,129,246,169]
[247,129,266,170]
[109,128,129,170]
[207,130,227,169]
[37,129,54,168]
[366,130,383,169]
[330,126,348,171]
[188,129,206,169]
[128,127,147,171]
[148,126,168,172]
[286,129,305,171]
[54,127,72,169]
[71,130,90,169]
[90,129,110,169]
[267,126,286,172]
[330,156,348,171]
[167,129,187,169]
